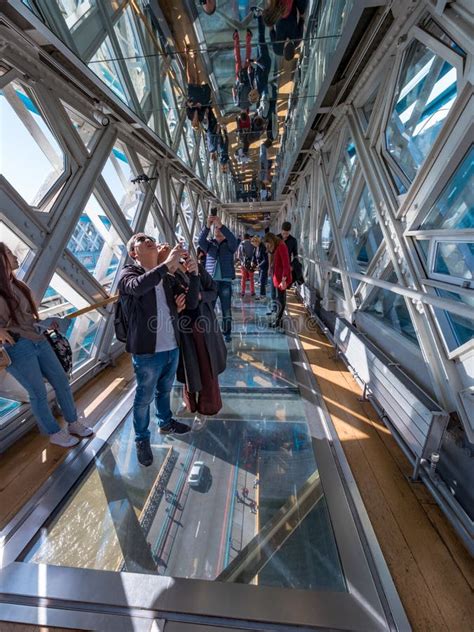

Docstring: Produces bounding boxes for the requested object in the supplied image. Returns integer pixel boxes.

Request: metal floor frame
[0,312,411,632]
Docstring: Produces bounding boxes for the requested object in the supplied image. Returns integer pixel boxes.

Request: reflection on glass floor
[23,396,345,592]
[21,288,347,593]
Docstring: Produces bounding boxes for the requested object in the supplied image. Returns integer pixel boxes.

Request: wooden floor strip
[0,354,135,530]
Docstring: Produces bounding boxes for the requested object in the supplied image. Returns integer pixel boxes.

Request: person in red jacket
[263,232,292,328]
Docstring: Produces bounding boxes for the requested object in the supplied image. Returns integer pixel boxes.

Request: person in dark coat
[198,214,238,342]
[269,0,307,61]
[174,260,227,418]
[251,235,269,299]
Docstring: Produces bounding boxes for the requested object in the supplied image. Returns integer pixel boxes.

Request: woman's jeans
[6,337,77,435]
[213,281,233,339]
[132,348,179,442]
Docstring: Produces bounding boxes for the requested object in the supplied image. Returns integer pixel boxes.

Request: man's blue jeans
[214,281,233,338]
[5,337,77,435]
[132,348,179,442]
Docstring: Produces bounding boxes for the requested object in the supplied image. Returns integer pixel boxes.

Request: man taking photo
[118,235,198,467]
[198,213,238,343]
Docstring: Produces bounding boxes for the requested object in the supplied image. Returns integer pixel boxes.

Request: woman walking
[0,243,93,447]
[262,233,292,327]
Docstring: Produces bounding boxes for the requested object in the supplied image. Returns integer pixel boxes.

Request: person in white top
[118,234,200,466]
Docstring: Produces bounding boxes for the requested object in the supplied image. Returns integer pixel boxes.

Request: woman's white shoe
[49,428,80,448]
[68,420,94,437]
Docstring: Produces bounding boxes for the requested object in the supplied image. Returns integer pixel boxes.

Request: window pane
[433,242,473,281]
[40,275,103,369]
[57,0,94,31]
[144,212,165,243]
[62,102,98,152]
[329,271,344,294]
[363,274,419,344]
[421,18,466,56]
[114,7,150,104]
[67,194,126,290]
[421,147,473,229]
[320,212,333,257]
[89,37,129,105]
[386,39,458,182]
[346,186,383,274]
[333,134,358,216]
[1,81,65,207]
[436,289,474,349]
[360,88,378,131]
[101,144,142,225]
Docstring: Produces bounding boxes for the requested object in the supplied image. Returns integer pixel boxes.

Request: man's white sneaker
[68,420,94,437]
[50,428,80,448]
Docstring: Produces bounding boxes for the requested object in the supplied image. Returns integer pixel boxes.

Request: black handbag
[44,330,73,375]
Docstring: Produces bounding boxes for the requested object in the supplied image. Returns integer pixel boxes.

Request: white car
[187,461,205,488]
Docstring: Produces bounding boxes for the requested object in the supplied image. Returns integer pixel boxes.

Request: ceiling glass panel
[89,36,130,105]
[114,6,151,104]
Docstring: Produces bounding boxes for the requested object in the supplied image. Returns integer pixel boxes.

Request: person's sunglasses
[133,235,156,248]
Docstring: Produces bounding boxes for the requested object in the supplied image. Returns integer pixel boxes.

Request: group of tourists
[0,217,300,466]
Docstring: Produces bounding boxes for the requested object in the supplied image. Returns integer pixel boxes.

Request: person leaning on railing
[0,242,93,448]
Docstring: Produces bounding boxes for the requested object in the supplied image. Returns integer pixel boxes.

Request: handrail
[64,295,118,319]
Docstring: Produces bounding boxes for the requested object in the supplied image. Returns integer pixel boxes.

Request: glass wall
[0,8,219,447]
[285,9,472,443]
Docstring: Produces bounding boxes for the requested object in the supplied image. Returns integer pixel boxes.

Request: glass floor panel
[172,389,306,422]
[22,393,346,592]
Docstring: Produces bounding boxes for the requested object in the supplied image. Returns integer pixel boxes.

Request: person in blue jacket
[198,214,238,343]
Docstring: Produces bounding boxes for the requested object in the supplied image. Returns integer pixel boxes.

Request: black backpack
[114,298,128,343]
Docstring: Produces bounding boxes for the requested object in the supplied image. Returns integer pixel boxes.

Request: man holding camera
[198,211,238,343]
[118,235,199,467]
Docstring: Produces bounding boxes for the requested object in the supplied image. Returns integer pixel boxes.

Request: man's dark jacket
[118,263,199,354]
[278,234,298,261]
[198,225,238,279]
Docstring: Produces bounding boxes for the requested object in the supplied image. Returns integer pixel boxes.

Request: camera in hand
[210,207,218,216]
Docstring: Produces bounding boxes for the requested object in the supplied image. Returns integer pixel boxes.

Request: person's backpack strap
[114,297,128,343]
